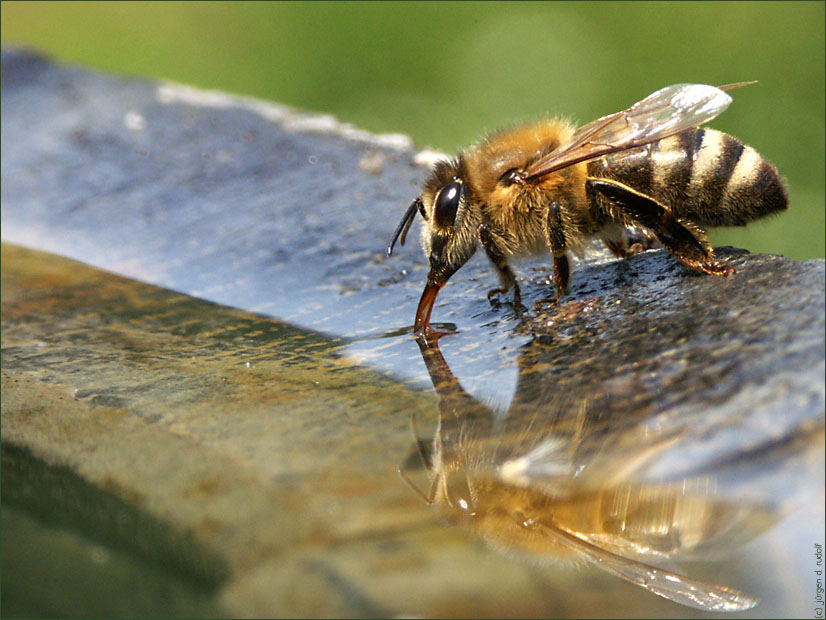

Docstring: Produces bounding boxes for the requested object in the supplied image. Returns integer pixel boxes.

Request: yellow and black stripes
[588,128,787,228]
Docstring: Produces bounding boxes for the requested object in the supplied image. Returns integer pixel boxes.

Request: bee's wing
[524,83,738,180]
[531,520,758,612]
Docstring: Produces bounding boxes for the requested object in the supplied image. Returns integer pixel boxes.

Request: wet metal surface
[2,49,825,618]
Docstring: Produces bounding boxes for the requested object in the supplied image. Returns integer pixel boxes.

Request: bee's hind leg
[588,179,734,277]
[479,224,524,312]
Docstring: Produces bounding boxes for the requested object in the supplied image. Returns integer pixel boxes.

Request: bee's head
[388,157,479,334]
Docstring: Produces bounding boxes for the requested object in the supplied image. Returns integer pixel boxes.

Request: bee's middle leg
[551,254,570,302]
[478,224,522,311]
[604,226,659,258]
[545,201,570,302]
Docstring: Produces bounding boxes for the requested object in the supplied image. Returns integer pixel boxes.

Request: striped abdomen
[587,127,788,227]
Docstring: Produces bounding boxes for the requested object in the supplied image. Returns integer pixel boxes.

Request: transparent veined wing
[524,83,751,181]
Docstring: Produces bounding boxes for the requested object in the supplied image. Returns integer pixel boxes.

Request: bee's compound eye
[434,181,462,228]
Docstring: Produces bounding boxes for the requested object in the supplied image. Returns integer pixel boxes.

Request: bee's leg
[604,237,630,258]
[625,227,660,254]
[545,201,570,302]
[587,179,734,276]
[552,255,570,302]
[603,226,658,258]
[478,224,523,311]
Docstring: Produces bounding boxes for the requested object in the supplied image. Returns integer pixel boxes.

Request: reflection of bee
[402,451,763,612]
[399,339,772,612]
[387,83,787,335]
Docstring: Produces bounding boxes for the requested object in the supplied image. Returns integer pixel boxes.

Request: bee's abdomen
[589,128,788,227]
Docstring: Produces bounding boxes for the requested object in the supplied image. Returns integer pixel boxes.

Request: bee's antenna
[388,198,421,256]
[398,466,439,505]
[397,414,439,504]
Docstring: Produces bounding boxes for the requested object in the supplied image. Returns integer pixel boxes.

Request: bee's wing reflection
[528,519,758,612]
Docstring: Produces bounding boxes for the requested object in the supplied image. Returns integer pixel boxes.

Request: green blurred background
[2,1,824,259]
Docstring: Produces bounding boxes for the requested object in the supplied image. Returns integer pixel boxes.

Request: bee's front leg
[478,224,523,313]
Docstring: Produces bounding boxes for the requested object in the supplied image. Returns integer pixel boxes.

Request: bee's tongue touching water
[413,274,444,334]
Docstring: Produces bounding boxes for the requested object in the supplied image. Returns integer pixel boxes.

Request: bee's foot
[487,288,508,308]
[415,325,454,346]
[489,285,525,314]
[682,258,736,277]
[534,296,561,311]
[626,228,659,252]
[702,261,735,277]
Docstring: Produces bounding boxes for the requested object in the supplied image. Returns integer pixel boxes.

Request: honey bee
[387,83,788,336]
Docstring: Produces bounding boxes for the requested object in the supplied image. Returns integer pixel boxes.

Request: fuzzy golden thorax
[462,120,591,257]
